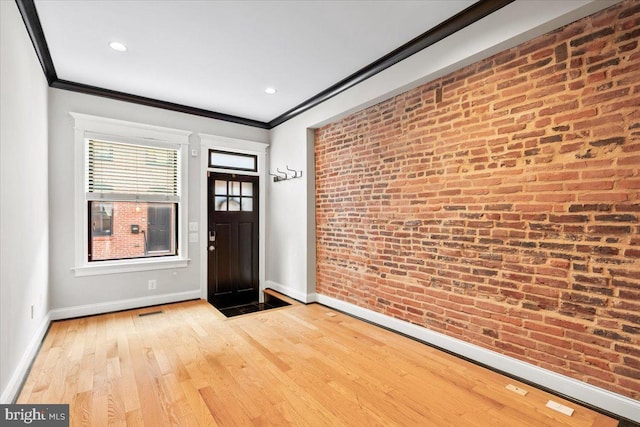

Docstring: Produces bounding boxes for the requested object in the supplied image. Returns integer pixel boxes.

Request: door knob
[209,245,215,252]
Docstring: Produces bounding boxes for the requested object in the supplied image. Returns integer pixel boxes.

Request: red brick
[626,249,640,258]
[618,155,640,166]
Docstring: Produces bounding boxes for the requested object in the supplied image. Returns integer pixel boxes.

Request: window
[88,200,178,261]
[86,139,179,262]
[209,149,257,172]
[214,179,254,212]
[72,113,189,275]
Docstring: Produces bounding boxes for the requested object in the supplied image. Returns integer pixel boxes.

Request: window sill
[72,257,190,277]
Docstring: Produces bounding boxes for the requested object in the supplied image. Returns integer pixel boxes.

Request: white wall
[266,0,618,301]
[0,1,50,403]
[264,120,312,301]
[48,89,269,315]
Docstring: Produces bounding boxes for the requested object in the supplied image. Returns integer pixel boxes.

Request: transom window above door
[214,179,254,212]
[209,149,257,172]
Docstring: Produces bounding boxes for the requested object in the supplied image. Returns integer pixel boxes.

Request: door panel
[208,172,259,308]
[238,222,254,288]
[212,223,231,295]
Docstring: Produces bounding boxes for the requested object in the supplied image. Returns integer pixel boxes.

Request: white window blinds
[87,139,180,202]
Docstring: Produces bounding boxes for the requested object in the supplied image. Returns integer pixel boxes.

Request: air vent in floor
[138,310,163,317]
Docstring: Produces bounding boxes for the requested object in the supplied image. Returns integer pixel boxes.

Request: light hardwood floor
[17,297,618,426]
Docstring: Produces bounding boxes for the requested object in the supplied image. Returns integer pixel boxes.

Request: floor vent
[138,310,163,317]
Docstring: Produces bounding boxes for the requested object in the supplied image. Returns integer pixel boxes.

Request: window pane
[90,202,113,236]
[241,198,253,212]
[230,181,241,196]
[215,196,227,211]
[241,182,253,196]
[90,201,177,261]
[215,180,227,195]
[228,198,240,211]
[147,204,174,253]
[209,150,257,171]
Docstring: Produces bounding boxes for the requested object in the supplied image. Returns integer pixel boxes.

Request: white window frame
[71,113,191,276]
[199,134,268,302]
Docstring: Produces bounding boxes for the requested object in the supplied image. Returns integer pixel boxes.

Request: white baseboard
[0,312,51,404]
[315,293,640,423]
[49,290,201,320]
[265,280,315,304]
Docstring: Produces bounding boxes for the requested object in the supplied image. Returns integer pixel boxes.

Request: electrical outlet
[148,279,157,290]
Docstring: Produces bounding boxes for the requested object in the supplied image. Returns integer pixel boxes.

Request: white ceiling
[34,0,477,123]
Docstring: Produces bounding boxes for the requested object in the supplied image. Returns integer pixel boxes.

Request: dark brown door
[207,172,259,308]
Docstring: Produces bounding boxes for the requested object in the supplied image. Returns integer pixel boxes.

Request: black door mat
[218,296,290,318]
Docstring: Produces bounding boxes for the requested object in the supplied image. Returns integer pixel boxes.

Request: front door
[207,172,259,308]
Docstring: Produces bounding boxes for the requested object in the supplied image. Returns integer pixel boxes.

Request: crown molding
[15,0,55,84]
[54,80,270,129]
[267,0,515,128]
[15,0,513,130]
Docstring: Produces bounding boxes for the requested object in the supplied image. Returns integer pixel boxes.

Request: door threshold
[216,293,290,318]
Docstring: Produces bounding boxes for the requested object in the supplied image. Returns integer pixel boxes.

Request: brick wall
[315,0,640,399]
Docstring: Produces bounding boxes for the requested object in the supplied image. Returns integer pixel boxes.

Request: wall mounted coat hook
[270,166,303,182]
[276,168,288,180]
[286,165,298,178]
[270,171,287,182]
[268,171,281,181]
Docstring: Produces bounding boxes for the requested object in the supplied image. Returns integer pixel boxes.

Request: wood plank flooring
[17,298,618,426]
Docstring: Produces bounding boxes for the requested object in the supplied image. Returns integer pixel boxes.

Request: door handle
[209,245,215,252]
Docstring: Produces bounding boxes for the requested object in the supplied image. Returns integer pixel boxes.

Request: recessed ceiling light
[109,41,127,52]
[264,87,277,95]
